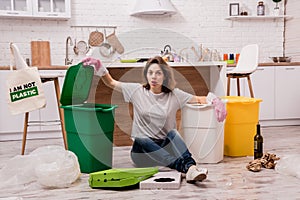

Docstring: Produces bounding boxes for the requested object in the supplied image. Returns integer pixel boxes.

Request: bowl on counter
[270,56,292,63]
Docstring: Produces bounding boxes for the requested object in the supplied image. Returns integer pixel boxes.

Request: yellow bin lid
[223,96,262,104]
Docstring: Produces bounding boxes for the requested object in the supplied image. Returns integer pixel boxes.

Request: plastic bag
[32,146,81,188]
[0,145,81,189]
[275,154,300,179]
[0,154,39,188]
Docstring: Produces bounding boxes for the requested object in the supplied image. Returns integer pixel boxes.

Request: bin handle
[240,101,261,105]
[99,106,117,112]
[95,105,118,112]
[185,103,212,109]
[68,105,118,112]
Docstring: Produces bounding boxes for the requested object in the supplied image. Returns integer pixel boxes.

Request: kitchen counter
[0,61,227,69]
[0,65,68,70]
[1,62,300,70]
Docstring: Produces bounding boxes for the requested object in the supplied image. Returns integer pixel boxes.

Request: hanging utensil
[76,40,89,55]
[74,28,90,55]
[99,29,115,58]
[88,29,104,47]
[73,38,78,55]
[73,28,79,55]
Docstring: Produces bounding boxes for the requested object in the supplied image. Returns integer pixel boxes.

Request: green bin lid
[60,62,94,106]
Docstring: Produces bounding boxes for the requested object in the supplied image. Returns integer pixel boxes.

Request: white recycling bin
[181,103,224,164]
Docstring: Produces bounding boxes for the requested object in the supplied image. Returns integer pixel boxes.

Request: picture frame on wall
[229,3,239,16]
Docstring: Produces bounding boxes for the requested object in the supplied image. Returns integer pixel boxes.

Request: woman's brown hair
[143,56,176,93]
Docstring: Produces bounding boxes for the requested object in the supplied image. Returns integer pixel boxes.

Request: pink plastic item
[212,98,227,122]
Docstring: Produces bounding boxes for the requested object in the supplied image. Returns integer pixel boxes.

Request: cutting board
[31,41,51,66]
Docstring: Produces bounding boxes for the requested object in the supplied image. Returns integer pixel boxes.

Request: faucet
[65,36,73,65]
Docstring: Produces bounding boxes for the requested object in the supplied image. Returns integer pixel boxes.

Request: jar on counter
[257,1,265,16]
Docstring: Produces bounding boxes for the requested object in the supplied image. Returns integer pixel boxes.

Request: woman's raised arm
[82,57,122,92]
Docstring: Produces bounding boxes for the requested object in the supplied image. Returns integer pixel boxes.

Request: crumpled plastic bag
[0,145,81,189]
[275,154,300,179]
[32,146,81,188]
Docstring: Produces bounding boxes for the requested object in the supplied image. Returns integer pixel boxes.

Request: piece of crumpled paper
[0,145,81,189]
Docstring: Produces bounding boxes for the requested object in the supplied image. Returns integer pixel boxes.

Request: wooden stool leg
[227,76,231,96]
[247,75,254,98]
[54,78,68,149]
[22,112,29,155]
[237,77,241,96]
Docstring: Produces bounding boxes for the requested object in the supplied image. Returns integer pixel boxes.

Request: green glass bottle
[254,123,263,159]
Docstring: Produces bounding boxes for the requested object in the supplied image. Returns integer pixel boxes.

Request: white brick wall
[285,0,300,61]
[0,0,287,65]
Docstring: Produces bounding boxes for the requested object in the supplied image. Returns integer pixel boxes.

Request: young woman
[82,56,226,183]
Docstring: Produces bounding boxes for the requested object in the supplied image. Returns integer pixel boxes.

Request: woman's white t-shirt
[121,82,193,139]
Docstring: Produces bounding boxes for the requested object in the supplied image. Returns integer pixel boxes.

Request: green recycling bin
[60,63,118,173]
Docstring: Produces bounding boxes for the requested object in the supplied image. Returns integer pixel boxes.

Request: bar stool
[22,74,68,155]
[227,44,259,98]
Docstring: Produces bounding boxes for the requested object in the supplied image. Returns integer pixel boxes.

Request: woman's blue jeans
[130,129,196,173]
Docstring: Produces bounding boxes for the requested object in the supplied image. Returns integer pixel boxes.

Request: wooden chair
[22,74,68,155]
[227,44,259,98]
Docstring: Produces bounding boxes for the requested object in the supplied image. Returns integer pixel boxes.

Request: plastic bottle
[254,123,263,159]
[257,1,265,16]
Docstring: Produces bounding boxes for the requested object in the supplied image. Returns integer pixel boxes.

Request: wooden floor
[0,125,300,200]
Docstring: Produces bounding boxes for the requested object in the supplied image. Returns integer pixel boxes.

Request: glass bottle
[254,123,264,159]
[257,1,265,16]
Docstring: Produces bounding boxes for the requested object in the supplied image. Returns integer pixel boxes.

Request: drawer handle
[285,68,295,70]
[47,13,59,16]
[7,12,19,15]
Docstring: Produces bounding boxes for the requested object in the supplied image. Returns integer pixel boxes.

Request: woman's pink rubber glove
[82,57,108,77]
[206,92,227,122]
[212,97,227,122]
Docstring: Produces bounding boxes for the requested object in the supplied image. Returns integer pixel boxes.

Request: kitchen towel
[6,43,46,115]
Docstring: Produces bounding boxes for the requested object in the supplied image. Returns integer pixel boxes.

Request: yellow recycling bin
[223,96,262,157]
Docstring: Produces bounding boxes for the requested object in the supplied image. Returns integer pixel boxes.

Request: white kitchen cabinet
[227,66,276,121]
[275,66,300,119]
[0,0,70,19]
[32,0,71,19]
[0,0,32,17]
[251,67,275,120]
